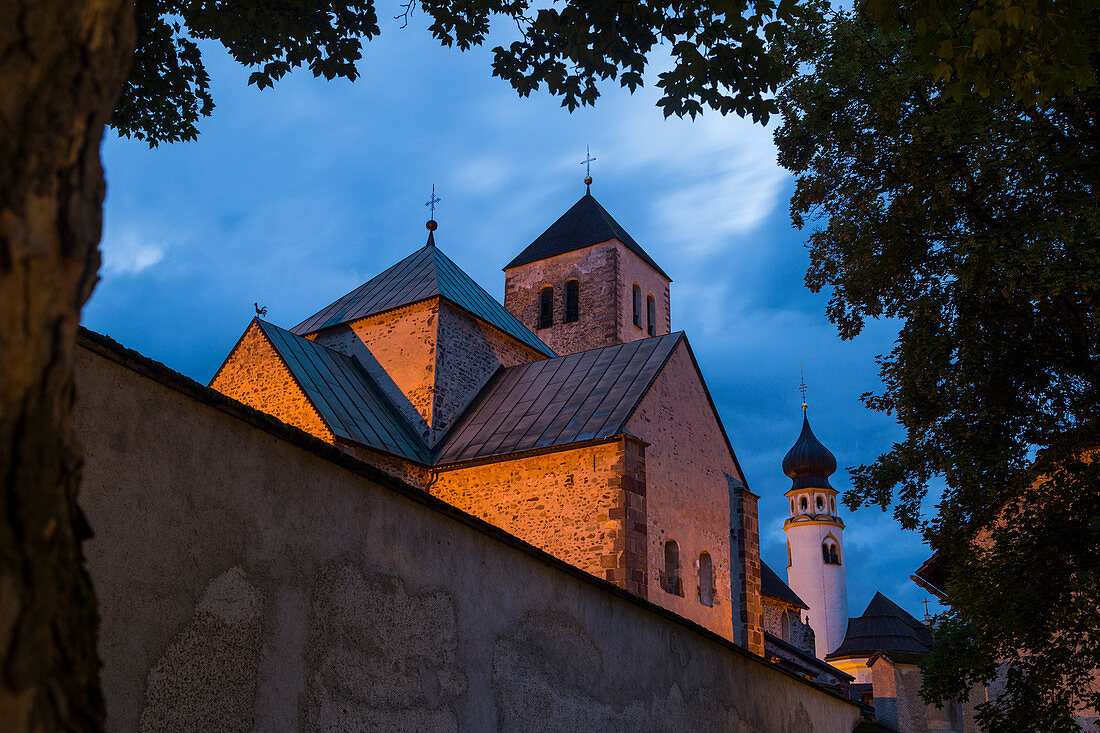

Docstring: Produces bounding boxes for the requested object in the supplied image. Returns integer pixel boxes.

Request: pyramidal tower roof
[504,192,670,279]
[292,239,555,357]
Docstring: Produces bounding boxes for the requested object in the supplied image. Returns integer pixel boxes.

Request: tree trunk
[0,1,134,729]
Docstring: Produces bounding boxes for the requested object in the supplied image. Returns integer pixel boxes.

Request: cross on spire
[425,184,440,218]
[799,366,808,410]
[921,597,932,622]
[581,145,596,192]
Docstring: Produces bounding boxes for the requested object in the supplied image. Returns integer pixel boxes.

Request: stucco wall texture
[75,338,860,733]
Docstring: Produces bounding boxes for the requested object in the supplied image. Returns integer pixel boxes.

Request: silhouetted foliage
[112,0,803,146]
[775,2,1099,728]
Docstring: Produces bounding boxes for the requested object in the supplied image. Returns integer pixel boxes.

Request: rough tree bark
[0,1,135,730]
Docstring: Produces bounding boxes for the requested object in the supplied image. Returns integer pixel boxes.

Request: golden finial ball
[426,219,438,231]
[584,176,593,186]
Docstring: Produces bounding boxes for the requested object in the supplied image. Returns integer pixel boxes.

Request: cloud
[100,230,167,276]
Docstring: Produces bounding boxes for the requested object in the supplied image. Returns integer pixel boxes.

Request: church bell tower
[502,182,671,356]
[782,404,848,659]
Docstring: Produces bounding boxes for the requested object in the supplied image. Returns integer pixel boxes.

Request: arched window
[800,496,808,511]
[698,552,714,607]
[663,539,682,596]
[823,542,841,565]
[632,283,642,327]
[781,610,791,640]
[786,539,792,568]
[789,499,795,515]
[816,496,824,511]
[564,279,579,323]
[829,496,836,514]
[646,294,656,336]
[538,286,553,329]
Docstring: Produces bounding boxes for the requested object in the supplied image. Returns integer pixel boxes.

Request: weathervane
[425,184,440,238]
[799,366,808,410]
[581,145,596,192]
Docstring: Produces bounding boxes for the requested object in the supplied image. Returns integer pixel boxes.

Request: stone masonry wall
[503,240,672,357]
[432,300,545,444]
[210,321,333,443]
[615,243,671,341]
[625,341,741,643]
[314,299,438,432]
[504,241,620,356]
[76,334,862,733]
[734,488,766,655]
[431,441,634,585]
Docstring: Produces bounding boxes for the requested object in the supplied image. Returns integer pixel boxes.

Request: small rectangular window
[632,284,641,328]
[538,287,553,329]
[646,294,656,336]
[564,280,579,323]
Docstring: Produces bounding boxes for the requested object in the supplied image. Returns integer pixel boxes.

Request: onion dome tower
[782,400,848,659]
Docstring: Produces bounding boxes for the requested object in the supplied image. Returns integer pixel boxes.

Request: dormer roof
[292,240,555,357]
[504,192,670,280]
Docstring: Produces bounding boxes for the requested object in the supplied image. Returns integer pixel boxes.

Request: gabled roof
[504,193,670,280]
[291,239,555,357]
[435,333,682,465]
[826,592,933,661]
[255,319,429,463]
[761,560,808,609]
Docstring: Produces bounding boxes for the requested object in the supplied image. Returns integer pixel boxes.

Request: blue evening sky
[84,13,943,622]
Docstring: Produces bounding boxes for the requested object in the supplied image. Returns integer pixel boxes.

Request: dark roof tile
[504,193,670,279]
[761,560,808,609]
[256,320,428,463]
[435,333,682,464]
[292,241,555,357]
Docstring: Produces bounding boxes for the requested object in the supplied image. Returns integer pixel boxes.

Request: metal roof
[435,333,682,464]
[825,592,933,661]
[256,320,429,463]
[783,412,838,491]
[504,193,671,280]
[761,560,808,609]
[291,238,555,357]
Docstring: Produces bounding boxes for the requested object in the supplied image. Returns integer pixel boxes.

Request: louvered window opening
[646,294,656,336]
[632,283,641,327]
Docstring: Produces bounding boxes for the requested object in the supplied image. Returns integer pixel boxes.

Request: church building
[208,181,970,729]
[211,187,767,652]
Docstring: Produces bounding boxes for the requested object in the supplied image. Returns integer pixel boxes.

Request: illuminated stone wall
[503,240,670,356]
[431,439,647,595]
[625,340,751,646]
[210,320,333,443]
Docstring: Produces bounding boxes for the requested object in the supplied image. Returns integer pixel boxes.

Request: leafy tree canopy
[775,1,1099,728]
[111,0,801,146]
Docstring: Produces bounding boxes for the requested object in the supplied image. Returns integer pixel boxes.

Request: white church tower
[782,403,848,659]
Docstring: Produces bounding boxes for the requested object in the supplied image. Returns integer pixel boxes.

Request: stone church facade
[210,191,763,651]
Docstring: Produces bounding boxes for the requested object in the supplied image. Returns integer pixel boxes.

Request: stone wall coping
[76,326,859,709]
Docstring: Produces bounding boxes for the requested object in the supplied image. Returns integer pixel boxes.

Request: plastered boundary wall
[74,330,860,733]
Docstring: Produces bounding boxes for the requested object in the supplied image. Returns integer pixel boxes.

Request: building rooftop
[761,560,808,609]
[255,319,429,463]
[782,412,838,491]
[292,239,555,357]
[435,332,682,464]
[504,192,670,280]
[826,592,933,662]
